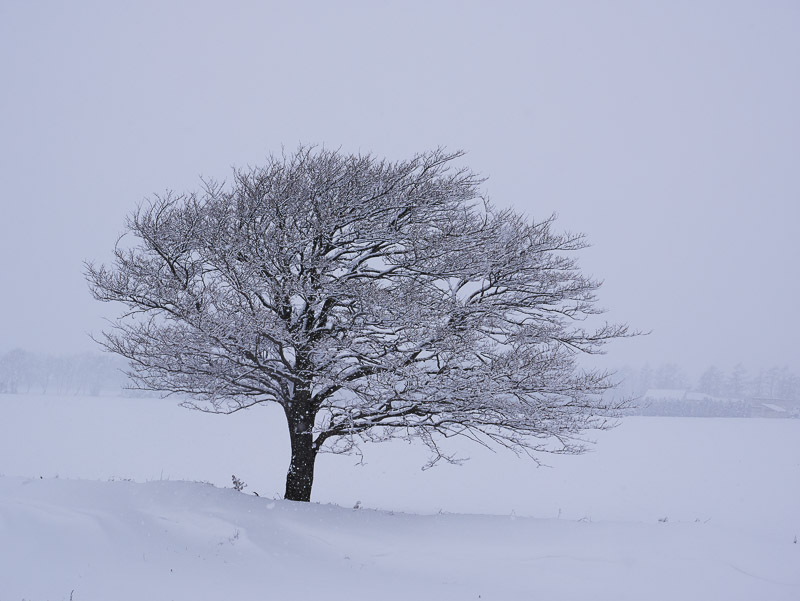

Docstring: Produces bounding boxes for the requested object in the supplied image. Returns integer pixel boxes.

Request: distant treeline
[0,349,131,396]
[606,362,800,418]
[4,349,798,412]
[613,362,800,401]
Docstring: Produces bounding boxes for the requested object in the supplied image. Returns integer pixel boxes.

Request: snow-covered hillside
[3,476,797,601]
[1,394,798,600]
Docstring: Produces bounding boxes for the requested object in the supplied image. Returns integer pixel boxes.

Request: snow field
[0,394,798,600]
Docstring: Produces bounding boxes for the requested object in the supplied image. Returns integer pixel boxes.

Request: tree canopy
[87,147,629,501]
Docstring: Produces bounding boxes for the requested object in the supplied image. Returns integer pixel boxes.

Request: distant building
[747,397,800,418]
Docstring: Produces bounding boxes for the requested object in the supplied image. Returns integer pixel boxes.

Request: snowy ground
[1,394,798,600]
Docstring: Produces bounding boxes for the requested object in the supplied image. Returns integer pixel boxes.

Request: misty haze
[1,2,797,600]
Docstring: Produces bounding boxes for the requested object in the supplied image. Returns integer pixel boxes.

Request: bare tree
[86,147,629,502]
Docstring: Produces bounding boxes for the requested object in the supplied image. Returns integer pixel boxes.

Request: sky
[1,1,798,374]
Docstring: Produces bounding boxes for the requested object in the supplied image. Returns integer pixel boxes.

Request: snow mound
[1,476,798,601]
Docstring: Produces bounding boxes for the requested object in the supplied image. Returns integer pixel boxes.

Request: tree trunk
[284,401,317,502]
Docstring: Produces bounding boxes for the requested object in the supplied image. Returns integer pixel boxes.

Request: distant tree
[637,363,653,394]
[773,366,799,401]
[654,363,687,390]
[763,367,782,398]
[86,147,630,502]
[0,349,34,394]
[697,365,723,397]
[725,363,748,399]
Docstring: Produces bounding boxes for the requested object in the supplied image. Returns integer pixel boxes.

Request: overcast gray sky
[1,1,798,373]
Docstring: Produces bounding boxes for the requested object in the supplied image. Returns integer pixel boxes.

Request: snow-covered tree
[0,349,34,394]
[697,365,724,397]
[725,363,748,399]
[86,147,630,501]
[653,363,687,390]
